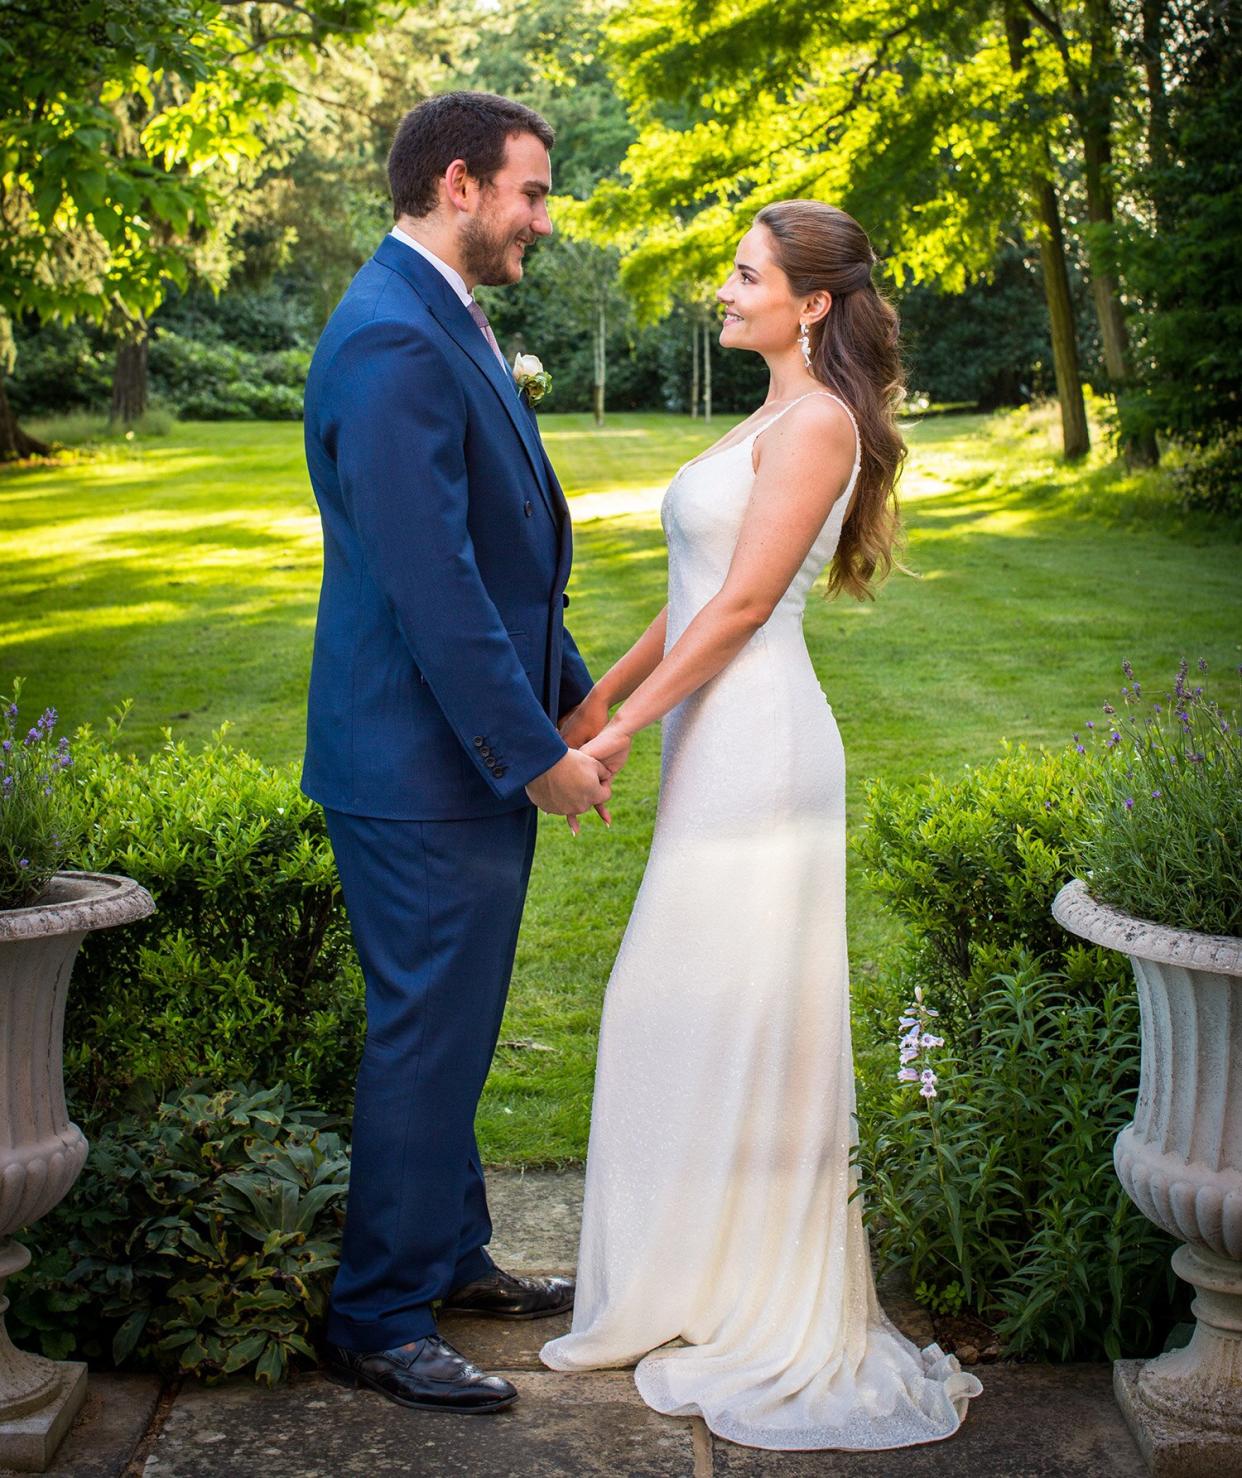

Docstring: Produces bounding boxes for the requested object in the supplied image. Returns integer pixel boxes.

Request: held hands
[526,748,613,828]
[555,688,624,834]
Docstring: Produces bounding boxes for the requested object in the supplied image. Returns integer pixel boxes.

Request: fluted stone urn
[1052,879,1242,1477]
[0,871,153,1471]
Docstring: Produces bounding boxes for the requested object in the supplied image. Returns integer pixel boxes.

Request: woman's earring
[798,322,812,370]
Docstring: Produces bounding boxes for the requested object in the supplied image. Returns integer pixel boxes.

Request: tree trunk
[690,315,700,418]
[593,298,606,427]
[702,320,712,424]
[110,330,148,426]
[1005,5,1090,459]
[1035,177,1091,458]
[0,376,49,460]
[1078,0,1159,466]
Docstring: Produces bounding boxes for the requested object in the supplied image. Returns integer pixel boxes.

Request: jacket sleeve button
[473,736,484,747]
[494,766,507,778]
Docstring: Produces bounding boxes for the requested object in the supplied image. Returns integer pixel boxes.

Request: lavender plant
[1075,660,1241,937]
[0,682,81,910]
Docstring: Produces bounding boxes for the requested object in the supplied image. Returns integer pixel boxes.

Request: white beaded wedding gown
[540,391,981,1450]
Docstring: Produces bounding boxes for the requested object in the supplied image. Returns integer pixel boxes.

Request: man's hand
[558,687,611,750]
[526,748,612,817]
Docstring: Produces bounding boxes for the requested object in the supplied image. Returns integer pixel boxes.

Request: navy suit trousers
[323,805,539,1351]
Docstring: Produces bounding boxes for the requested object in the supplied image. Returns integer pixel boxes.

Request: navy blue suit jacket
[302,235,593,820]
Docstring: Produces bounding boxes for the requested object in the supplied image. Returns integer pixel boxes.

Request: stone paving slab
[109,1166,1145,1478]
[710,1364,1146,1477]
[141,1370,698,1478]
[437,1305,573,1369]
[483,1167,584,1272]
[0,1373,161,1478]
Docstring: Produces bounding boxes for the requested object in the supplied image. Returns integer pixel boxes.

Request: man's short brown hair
[387,91,555,219]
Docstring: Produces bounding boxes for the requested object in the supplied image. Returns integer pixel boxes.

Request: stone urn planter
[0,871,153,1472]
[1052,879,1241,1477]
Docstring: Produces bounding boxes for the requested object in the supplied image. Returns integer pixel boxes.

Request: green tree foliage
[0,0,394,453]
[1126,2,1242,454]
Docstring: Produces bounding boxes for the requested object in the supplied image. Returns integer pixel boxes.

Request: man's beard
[461,207,527,286]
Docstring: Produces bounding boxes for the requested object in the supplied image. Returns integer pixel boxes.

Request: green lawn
[4,407,1239,1161]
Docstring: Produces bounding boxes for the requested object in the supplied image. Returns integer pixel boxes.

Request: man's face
[459,131,553,287]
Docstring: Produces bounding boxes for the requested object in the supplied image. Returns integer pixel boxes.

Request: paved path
[17,1169,1148,1477]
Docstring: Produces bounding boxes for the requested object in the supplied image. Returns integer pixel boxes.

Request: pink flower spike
[898,1067,919,1082]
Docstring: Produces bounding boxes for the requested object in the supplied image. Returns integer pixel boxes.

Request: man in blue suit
[302,92,613,1413]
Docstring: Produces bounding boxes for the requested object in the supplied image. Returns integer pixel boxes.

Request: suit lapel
[373,236,558,524]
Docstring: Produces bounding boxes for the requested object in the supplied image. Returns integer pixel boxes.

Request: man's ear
[443,158,473,213]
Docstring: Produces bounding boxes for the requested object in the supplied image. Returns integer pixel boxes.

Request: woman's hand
[582,720,633,780]
[559,687,612,751]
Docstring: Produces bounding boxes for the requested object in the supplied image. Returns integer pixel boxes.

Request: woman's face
[716,224,801,355]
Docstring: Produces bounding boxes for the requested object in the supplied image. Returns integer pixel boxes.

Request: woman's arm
[558,604,668,749]
[585,397,856,772]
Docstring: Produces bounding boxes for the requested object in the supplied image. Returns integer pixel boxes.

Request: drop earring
[798,322,812,370]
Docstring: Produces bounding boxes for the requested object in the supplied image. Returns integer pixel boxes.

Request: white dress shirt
[390,225,472,306]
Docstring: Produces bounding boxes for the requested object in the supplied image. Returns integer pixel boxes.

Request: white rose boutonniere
[513,352,552,408]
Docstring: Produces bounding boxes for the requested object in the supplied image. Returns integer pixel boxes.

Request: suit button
[524,500,533,517]
[494,766,507,778]
[485,756,496,769]
[481,745,492,757]
[562,593,570,608]
[473,736,484,747]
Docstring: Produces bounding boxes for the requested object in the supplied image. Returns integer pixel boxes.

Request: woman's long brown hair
[754,199,906,601]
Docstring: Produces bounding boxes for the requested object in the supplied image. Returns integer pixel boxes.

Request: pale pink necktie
[466,298,511,376]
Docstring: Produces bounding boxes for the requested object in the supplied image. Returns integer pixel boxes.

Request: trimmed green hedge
[67,721,362,1119]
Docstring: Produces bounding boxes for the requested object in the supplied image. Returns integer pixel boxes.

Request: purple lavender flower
[18,858,28,869]
[1151,789,1162,799]
[1198,658,1208,673]
[1124,797,1134,810]
[1123,660,1135,680]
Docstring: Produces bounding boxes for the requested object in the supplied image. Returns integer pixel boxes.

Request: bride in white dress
[538,200,981,1451]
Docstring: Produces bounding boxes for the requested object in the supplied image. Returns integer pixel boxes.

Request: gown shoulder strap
[753,390,860,466]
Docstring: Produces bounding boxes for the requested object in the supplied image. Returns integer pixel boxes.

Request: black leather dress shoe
[439,1267,575,1320]
[324,1335,517,1413]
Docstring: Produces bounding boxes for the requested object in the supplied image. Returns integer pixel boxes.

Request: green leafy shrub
[855,742,1115,1048]
[148,330,307,420]
[65,720,362,1116]
[8,1084,346,1384]
[1170,429,1242,517]
[1077,661,1241,935]
[859,957,1177,1362]
[855,740,1184,1360]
